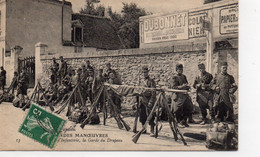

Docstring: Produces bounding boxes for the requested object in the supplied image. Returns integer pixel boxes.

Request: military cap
[77,67,82,71]
[52,57,56,60]
[198,63,205,69]
[176,63,183,70]
[106,63,111,66]
[220,62,228,66]
[59,56,63,59]
[142,66,149,72]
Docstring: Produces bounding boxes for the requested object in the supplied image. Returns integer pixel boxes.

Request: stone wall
[39,47,238,110]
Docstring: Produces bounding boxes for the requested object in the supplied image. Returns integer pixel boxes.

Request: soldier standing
[58,56,67,83]
[85,68,95,103]
[136,66,156,136]
[0,66,6,91]
[85,60,94,72]
[17,68,29,107]
[50,57,59,84]
[107,72,122,115]
[104,63,116,81]
[169,64,193,127]
[193,63,214,125]
[92,69,105,111]
[211,62,237,122]
[11,72,19,94]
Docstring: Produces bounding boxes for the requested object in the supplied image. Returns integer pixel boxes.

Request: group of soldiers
[133,62,237,137]
[5,55,237,138]
[46,57,237,137]
[46,56,122,117]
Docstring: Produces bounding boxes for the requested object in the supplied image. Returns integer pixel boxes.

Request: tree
[79,0,105,16]
[109,3,149,48]
[204,0,222,4]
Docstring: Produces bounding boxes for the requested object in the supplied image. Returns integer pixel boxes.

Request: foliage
[109,3,149,48]
[79,1,149,48]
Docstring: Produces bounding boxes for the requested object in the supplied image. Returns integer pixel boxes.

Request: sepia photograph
[0,0,239,151]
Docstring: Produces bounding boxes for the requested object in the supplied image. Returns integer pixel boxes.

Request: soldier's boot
[200,117,207,125]
[188,114,196,124]
[180,117,189,127]
[150,125,155,137]
[142,124,147,134]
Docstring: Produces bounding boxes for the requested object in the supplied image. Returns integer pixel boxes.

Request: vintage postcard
[0,0,238,151]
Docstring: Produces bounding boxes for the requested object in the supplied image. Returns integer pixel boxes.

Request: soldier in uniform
[11,72,19,94]
[0,66,6,91]
[58,56,68,83]
[85,68,95,103]
[193,63,214,125]
[85,60,94,72]
[92,69,105,111]
[50,57,59,84]
[107,72,122,115]
[169,64,193,127]
[17,68,29,107]
[135,66,156,136]
[104,63,116,81]
[211,62,237,122]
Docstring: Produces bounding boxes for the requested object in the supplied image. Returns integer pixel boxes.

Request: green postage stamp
[18,103,66,149]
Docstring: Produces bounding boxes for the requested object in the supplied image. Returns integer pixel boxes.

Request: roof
[72,13,123,50]
[46,0,72,6]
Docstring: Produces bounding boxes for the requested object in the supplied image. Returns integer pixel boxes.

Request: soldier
[104,63,116,81]
[50,57,59,84]
[193,63,214,125]
[58,56,68,83]
[85,68,95,103]
[17,68,29,107]
[11,72,19,94]
[135,66,156,136]
[92,69,105,111]
[0,66,6,91]
[169,64,193,127]
[211,62,237,122]
[44,82,58,103]
[107,72,122,115]
[85,60,94,72]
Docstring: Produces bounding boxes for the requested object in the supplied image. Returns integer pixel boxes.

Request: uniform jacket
[211,73,237,106]
[193,71,213,105]
[140,76,156,107]
[169,73,193,112]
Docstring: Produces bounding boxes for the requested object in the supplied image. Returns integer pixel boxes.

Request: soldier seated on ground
[43,82,58,104]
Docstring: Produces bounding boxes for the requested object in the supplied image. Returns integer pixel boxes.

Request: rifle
[132,92,162,143]
[132,96,139,133]
[80,84,104,129]
[133,71,141,133]
[37,82,54,111]
[163,93,187,145]
[104,83,188,93]
[0,78,15,103]
[105,89,130,131]
[55,83,80,114]
[155,104,160,138]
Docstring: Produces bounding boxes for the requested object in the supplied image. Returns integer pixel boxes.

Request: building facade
[139,0,238,49]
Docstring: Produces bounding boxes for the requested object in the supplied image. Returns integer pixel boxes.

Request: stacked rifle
[22,81,54,111]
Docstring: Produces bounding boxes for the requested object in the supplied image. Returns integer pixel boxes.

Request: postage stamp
[18,103,66,149]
